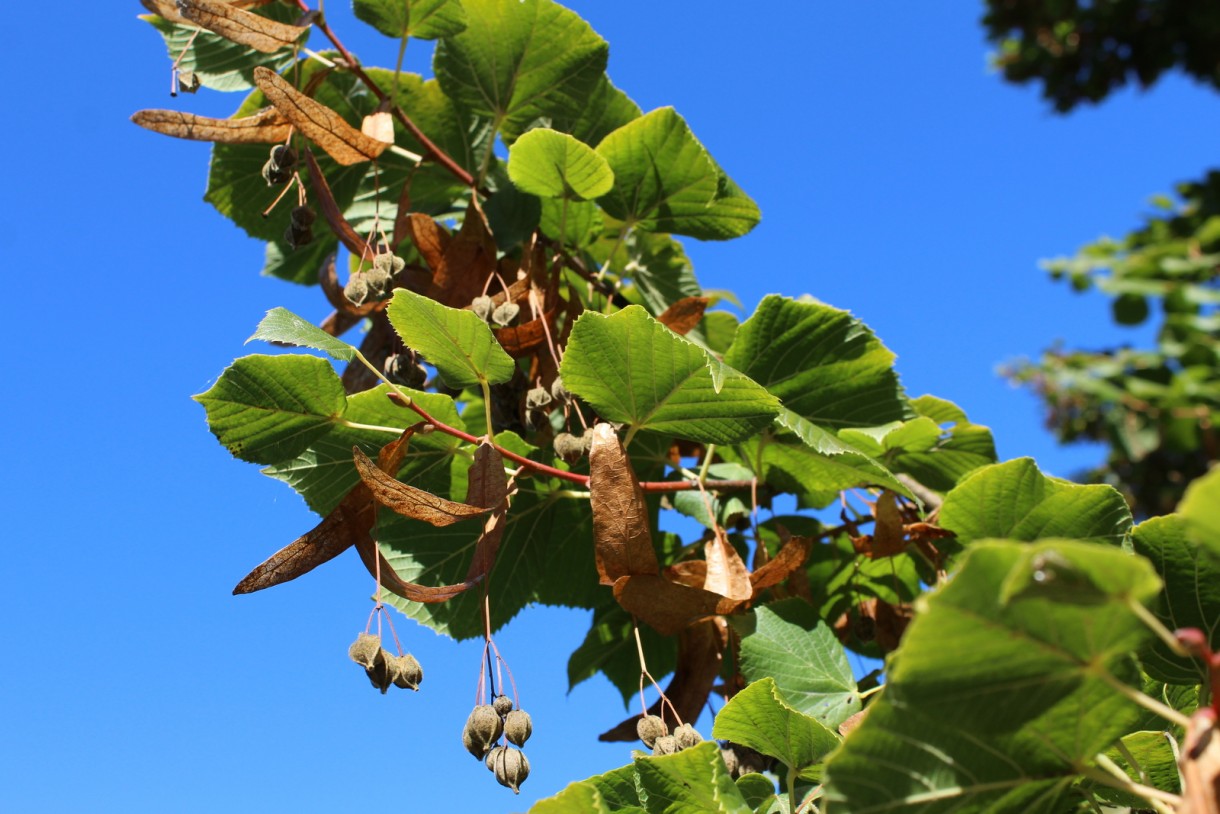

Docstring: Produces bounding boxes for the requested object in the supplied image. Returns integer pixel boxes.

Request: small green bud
[504,709,532,747]
[462,704,503,759]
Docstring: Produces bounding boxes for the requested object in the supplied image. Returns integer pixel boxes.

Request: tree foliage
[137,1,1220,811]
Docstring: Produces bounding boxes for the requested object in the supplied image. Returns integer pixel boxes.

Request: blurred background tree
[989,1,1220,517]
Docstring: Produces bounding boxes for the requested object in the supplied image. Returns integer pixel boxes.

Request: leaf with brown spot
[750,536,812,594]
[704,530,752,602]
[589,423,659,584]
[253,66,389,164]
[599,619,728,741]
[612,574,733,637]
[1181,710,1220,814]
[352,446,489,526]
[657,296,709,336]
[131,107,291,144]
[178,0,309,53]
[233,428,413,594]
[302,148,372,258]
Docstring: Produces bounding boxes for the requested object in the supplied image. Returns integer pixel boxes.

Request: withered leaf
[704,530,752,603]
[302,148,373,258]
[352,446,488,526]
[493,313,553,358]
[407,213,451,272]
[141,0,192,25]
[177,0,309,53]
[463,443,511,581]
[1182,710,1220,814]
[427,200,498,308]
[838,709,868,738]
[749,535,812,594]
[613,574,733,637]
[599,619,728,742]
[867,489,906,558]
[657,296,709,336]
[253,66,389,165]
[589,423,659,585]
[665,560,707,589]
[233,428,414,594]
[131,107,291,144]
[361,111,394,144]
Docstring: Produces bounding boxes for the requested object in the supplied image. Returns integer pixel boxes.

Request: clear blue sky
[1,3,1217,812]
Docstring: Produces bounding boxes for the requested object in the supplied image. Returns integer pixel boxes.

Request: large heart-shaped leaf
[712,678,840,782]
[385,288,515,388]
[508,128,613,200]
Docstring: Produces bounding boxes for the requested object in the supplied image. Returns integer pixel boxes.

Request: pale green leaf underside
[1181,467,1220,561]
[712,678,840,781]
[823,539,1161,814]
[560,305,779,444]
[386,288,515,389]
[194,354,346,464]
[508,127,614,200]
[247,307,359,361]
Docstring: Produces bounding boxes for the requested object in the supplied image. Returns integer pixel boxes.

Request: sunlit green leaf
[385,288,515,389]
[634,742,753,814]
[508,128,613,200]
[247,307,359,361]
[353,0,467,40]
[1181,467,1220,560]
[712,678,840,782]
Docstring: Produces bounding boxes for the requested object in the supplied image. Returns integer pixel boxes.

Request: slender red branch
[294,1,477,189]
[386,391,755,494]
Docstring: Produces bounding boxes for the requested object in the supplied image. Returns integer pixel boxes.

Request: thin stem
[1114,737,1148,785]
[857,684,885,701]
[787,765,798,814]
[479,379,495,440]
[391,29,408,108]
[697,443,716,485]
[1128,597,1192,658]
[340,420,405,435]
[1081,756,1179,811]
[1095,669,1192,729]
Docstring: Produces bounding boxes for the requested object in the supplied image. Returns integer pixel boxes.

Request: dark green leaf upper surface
[823,539,1161,814]
[353,0,468,40]
[433,0,608,144]
[712,678,840,782]
[560,306,779,444]
[633,742,753,814]
[385,289,515,388]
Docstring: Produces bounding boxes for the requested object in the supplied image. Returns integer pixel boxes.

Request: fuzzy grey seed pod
[673,723,702,750]
[525,386,552,410]
[348,633,381,668]
[491,746,530,794]
[491,301,520,327]
[636,715,668,749]
[384,354,427,388]
[372,252,405,276]
[261,158,292,186]
[492,695,513,716]
[389,653,422,691]
[720,746,739,777]
[552,432,585,464]
[652,735,680,756]
[365,648,394,694]
[364,267,393,299]
[290,205,316,228]
[504,709,532,747]
[550,376,569,403]
[176,69,200,94]
[471,295,494,322]
[580,427,595,453]
[462,704,504,759]
[484,744,506,772]
[344,273,370,306]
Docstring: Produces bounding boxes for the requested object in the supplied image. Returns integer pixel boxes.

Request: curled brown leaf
[612,574,733,637]
[704,530,752,602]
[1181,709,1220,814]
[657,296,709,336]
[131,107,291,144]
[749,535,812,594]
[253,66,389,165]
[425,200,497,308]
[589,423,659,585]
[178,0,309,53]
[302,148,373,258]
[352,446,489,526]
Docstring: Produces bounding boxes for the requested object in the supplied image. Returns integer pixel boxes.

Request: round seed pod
[552,432,585,464]
[365,648,393,694]
[471,295,494,322]
[384,354,427,388]
[348,633,381,668]
[461,704,503,759]
[344,274,370,306]
[525,386,552,410]
[262,159,292,186]
[283,224,313,250]
[673,723,702,751]
[580,427,595,453]
[389,653,423,691]
[550,376,569,403]
[491,301,520,327]
[269,144,297,171]
[484,744,506,772]
[290,205,316,228]
[372,252,405,276]
[492,695,513,716]
[651,735,679,756]
[364,267,393,299]
[720,746,740,777]
[636,715,668,749]
[491,746,530,794]
[504,709,532,747]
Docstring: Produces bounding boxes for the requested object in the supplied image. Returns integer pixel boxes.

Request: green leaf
[385,288,515,389]
[725,295,911,429]
[530,764,645,814]
[634,742,753,814]
[508,128,614,200]
[596,108,758,241]
[247,307,359,362]
[1181,467,1220,561]
[939,458,1133,550]
[261,234,338,285]
[142,7,301,92]
[352,0,467,40]
[433,0,608,144]
[738,600,859,729]
[1131,514,1220,684]
[1095,730,1181,807]
[891,395,998,491]
[823,539,1161,814]
[733,775,776,811]
[713,678,840,782]
[194,354,347,464]
[549,74,642,147]
[262,386,461,514]
[541,198,603,248]
[560,305,779,444]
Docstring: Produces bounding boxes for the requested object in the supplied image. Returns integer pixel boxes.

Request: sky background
[1,2,1217,812]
